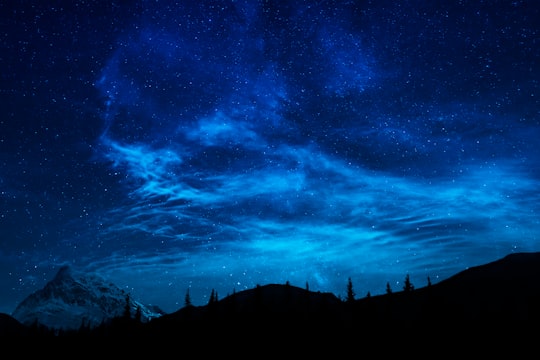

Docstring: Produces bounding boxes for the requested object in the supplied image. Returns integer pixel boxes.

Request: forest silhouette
[2,252,539,346]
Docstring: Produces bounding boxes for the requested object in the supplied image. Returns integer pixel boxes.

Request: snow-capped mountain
[11,265,164,331]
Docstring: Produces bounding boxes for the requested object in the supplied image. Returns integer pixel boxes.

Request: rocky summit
[11,265,164,331]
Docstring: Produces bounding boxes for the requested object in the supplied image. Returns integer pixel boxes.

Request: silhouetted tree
[427,276,432,287]
[403,274,414,292]
[386,282,393,294]
[208,289,215,305]
[366,291,371,298]
[346,277,355,303]
[305,281,309,291]
[135,305,142,323]
[123,294,131,319]
[78,317,90,334]
[284,280,293,306]
[208,289,219,305]
[184,288,192,307]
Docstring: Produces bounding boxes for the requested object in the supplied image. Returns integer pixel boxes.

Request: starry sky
[1,0,539,314]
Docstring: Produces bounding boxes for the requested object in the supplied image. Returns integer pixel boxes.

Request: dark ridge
[2,252,539,348]
[0,312,29,337]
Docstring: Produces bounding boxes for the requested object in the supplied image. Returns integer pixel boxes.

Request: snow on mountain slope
[11,265,164,331]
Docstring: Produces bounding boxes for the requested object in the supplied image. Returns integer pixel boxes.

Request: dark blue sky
[1,0,539,314]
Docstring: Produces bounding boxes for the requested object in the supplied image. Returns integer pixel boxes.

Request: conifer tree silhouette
[386,282,393,294]
[184,288,192,307]
[403,274,414,292]
[135,305,142,323]
[208,289,218,305]
[208,289,214,305]
[123,294,131,319]
[346,277,356,303]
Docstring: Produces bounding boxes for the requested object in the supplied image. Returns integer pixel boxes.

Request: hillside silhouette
[2,252,540,344]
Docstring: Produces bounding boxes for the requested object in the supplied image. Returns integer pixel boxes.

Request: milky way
[1,1,539,313]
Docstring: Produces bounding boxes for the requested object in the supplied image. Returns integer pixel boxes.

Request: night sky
[1,0,539,314]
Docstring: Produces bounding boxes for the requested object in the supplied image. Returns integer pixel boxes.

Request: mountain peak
[53,265,73,282]
[11,267,164,331]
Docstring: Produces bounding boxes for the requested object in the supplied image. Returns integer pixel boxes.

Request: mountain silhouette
[1,251,539,346]
[11,265,164,331]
